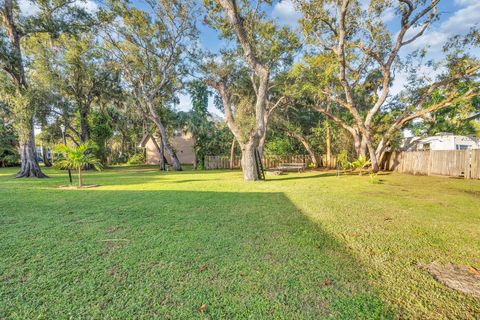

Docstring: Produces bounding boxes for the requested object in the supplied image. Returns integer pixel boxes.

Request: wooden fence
[383,150,480,179]
[205,154,336,170]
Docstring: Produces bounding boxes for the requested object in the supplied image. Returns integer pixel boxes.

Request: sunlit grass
[1,166,479,318]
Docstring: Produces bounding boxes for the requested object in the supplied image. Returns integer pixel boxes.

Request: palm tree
[351,155,372,176]
[54,141,102,187]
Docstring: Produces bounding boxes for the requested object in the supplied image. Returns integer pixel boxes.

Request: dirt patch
[424,262,480,299]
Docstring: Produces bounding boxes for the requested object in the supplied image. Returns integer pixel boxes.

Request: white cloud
[382,7,395,23]
[19,0,98,17]
[403,1,480,56]
[272,0,301,27]
[76,0,99,13]
[18,0,40,16]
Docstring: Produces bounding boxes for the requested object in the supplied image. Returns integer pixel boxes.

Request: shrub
[337,150,350,170]
[351,155,371,176]
[127,153,145,165]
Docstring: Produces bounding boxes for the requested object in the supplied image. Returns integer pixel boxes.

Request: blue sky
[179,0,480,114]
[19,0,480,115]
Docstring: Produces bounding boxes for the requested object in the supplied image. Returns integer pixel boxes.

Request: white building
[404,133,480,151]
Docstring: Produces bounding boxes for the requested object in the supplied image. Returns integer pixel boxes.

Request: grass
[0,166,479,319]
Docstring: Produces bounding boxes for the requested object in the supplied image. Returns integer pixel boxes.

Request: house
[138,131,195,165]
[403,133,480,151]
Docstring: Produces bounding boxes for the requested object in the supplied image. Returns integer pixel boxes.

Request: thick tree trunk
[229,137,236,169]
[366,140,380,172]
[353,131,361,156]
[80,108,90,143]
[16,119,47,178]
[240,140,260,181]
[258,130,266,157]
[360,135,367,157]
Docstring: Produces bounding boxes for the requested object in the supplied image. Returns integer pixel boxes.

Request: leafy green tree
[54,141,102,187]
[106,0,198,171]
[0,104,18,167]
[91,109,113,164]
[180,80,212,169]
[203,0,299,180]
[293,0,480,171]
[0,0,92,177]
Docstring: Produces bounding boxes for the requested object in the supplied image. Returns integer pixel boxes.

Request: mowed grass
[0,166,479,319]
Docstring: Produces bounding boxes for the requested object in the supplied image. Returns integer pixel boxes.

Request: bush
[127,153,145,165]
[351,155,371,176]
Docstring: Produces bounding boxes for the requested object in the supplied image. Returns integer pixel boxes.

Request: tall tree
[106,0,198,171]
[0,0,91,177]
[296,0,446,171]
[203,0,298,180]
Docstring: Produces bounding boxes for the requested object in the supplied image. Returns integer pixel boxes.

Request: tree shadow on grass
[0,189,394,319]
[269,172,340,181]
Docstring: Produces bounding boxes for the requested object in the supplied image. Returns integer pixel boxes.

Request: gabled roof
[138,134,153,148]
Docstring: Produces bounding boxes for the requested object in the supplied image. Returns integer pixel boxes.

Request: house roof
[138,134,153,148]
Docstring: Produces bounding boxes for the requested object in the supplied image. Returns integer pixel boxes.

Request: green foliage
[54,141,102,186]
[350,155,371,176]
[54,141,102,171]
[0,114,19,167]
[91,110,113,163]
[337,150,351,170]
[265,137,295,157]
[127,153,145,165]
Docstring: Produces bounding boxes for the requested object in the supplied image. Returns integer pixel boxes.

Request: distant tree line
[0,0,478,180]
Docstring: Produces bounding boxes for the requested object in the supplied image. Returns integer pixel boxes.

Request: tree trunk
[360,135,367,157]
[80,108,90,143]
[4,1,46,178]
[151,134,166,171]
[78,168,83,187]
[159,141,166,171]
[229,137,236,169]
[258,130,266,157]
[240,140,260,181]
[147,105,181,171]
[16,119,47,178]
[353,131,361,156]
[42,145,52,167]
[291,131,318,168]
[366,140,379,172]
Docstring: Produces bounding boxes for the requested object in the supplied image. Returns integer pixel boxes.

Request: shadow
[270,172,340,181]
[0,188,393,319]
[170,179,211,184]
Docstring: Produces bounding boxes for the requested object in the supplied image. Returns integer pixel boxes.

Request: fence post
[465,150,471,179]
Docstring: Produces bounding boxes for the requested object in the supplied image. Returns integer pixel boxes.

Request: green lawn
[0,166,479,319]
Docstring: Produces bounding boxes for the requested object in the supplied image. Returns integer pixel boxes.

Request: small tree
[351,156,371,176]
[54,141,102,187]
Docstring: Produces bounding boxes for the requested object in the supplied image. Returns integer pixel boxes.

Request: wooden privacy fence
[383,150,480,179]
[204,154,336,170]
